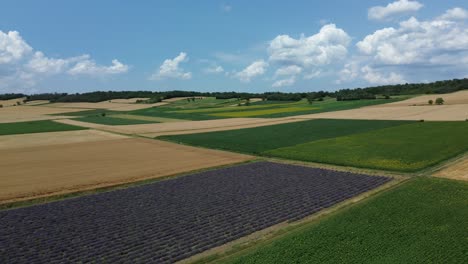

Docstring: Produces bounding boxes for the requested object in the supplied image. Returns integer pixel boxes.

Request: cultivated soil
[0,129,128,150]
[0,138,252,203]
[433,155,468,181]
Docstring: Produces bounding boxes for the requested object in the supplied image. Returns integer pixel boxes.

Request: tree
[428,99,433,105]
[435,98,444,105]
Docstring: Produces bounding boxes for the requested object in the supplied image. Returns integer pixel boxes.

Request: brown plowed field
[0,138,252,203]
[0,130,128,150]
[434,155,468,181]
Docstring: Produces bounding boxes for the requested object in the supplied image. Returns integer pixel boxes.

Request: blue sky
[1,0,467,94]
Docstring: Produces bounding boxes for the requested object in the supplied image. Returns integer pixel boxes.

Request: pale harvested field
[0,97,26,107]
[47,101,168,111]
[295,104,468,121]
[109,98,149,103]
[163,96,206,102]
[0,138,252,203]
[0,130,128,150]
[53,119,112,129]
[378,90,468,106]
[24,100,49,105]
[56,117,302,136]
[141,118,303,137]
[0,105,85,123]
[433,155,468,181]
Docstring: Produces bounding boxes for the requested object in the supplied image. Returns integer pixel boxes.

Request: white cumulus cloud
[235,60,268,82]
[68,57,129,76]
[357,16,468,66]
[150,52,192,80]
[361,66,406,85]
[340,7,468,85]
[268,24,350,67]
[368,0,423,21]
[274,65,302,77]
[272,76,296,88]
[0,31,32,64]
[0,30,129,92]
[438,7,468,21]
[204,65,224,74]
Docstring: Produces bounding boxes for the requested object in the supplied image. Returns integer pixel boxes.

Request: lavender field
[0,162,390,263]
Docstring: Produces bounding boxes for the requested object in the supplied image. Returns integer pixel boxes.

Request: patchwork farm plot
[0,89,466,263]
[0,120,86,136]
[0,138,251,203]
[0,162,391,263]
[267,121,468,172]
[162,120,468,172]
[72,115,158,125]
[131,97,406,120]
[223,177,468,264]
[160,119,412,154]
[0,105,85,123]
[0,130,128,150]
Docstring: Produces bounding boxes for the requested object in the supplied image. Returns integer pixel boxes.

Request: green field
[51,108,121,117]
[73,115,158,125]
[130,96,409,120]
[0,120,86,135]
[223,177,468,263]
[131,106,225,120]
[160,119,411,154]
[210,107,315,117]
[266,121,468,172]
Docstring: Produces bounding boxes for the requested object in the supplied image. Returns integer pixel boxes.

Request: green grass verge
[223,177,468,264]
[73,116,158,125]
[0,120,86,135]
[160,119,412,154]
[266,121,468,172]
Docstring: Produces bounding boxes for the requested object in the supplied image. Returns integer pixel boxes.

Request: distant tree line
[0,93,26,100]
[355,78,468,95]
[2,78,466,103]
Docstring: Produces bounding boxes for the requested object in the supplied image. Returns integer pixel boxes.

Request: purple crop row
[0,162,390,263]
